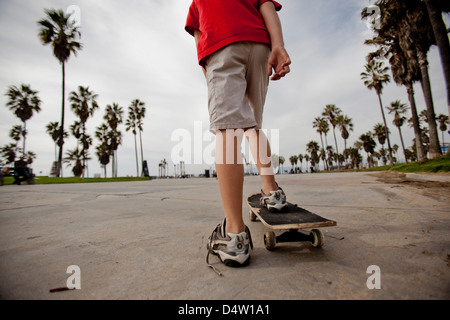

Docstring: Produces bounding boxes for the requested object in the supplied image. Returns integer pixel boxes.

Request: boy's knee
[215,129,245,165]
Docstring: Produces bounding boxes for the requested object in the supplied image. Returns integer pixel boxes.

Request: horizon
[1,0,449,178]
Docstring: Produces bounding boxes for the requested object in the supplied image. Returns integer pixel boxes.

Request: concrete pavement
[0,171,449,299]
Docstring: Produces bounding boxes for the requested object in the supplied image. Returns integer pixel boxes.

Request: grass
[363,153,450,173]
[390,154,450,173]
[1,176,151,185]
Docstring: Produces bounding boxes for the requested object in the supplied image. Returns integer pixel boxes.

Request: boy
[185,0,291,274]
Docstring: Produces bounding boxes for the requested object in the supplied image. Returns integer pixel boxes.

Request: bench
[0,166,35,186]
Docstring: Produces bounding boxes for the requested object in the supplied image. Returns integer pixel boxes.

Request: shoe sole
[268,204,289,213]
[223,256,251,267]
[207,244,251,267]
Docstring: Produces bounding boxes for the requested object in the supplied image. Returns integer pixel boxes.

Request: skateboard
[247,193,337,250]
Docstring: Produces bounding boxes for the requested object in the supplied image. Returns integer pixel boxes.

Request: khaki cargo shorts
[205,42,270,133]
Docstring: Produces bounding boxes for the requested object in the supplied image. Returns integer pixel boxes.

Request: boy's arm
[194,30,207,78]
[260,1,291,80]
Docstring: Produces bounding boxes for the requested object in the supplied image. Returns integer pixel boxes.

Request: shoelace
[245,226,254,251]
[273,191,281,200]
[206,225,223,276]
[206,225,254,277]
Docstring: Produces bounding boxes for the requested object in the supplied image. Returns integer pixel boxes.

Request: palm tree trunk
[332,127,340,170]
[323,134,330,170]
[57,62,66,178]
[22,121,27,156]
[111,153,115,178]
[406,83,426,161]
[423,0,450,116]
[397,126,408,164]
[134,134,139,177]
[417,50,442,158]
[319,133,328,171]
[377,93,394,167]
[115,151,118,177]
[343,138,348,165]
[139,130,144,176]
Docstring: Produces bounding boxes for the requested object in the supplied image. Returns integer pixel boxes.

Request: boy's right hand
[267,46,291,81]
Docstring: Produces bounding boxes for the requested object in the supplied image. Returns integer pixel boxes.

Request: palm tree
[125,107,139,176]
[387,100,409,163]
[158,159,169,178]
[64,147,84,177]
[70,120,82,145]
[361,60,394,166]
[38,8,83,177]
[158,162,163,178]
[104,103,124,177]
[306,141,320,171]
[386,47,426,161]
[46,122,59,162]
[326,145,334,169]
[69,86,99,177]
[278,156,285,174]
[436,114,449,147]
[9,125,24,155]
[337,114,353,161]
[377,0,441,158]
[392,144,399,160]
[422,0,450,116]
[419,109,429,124]
[46,121,68,167]
[303,154,309,172]
[349,144,363,170]
[373,123,387,150]
[159,159,169,177]
[312,116,330,170]
[423,0,450,115]
[107,128,122,178]
[289,155,298,172]
[363,19,426,161]
[1,144,17,165]
[408,2,442,159]
[322,104,342,170]
[131,99,146,175]
[5,84,41,156]
[298,154,304,172]
[95,123,111,178]
[359,132,377,168]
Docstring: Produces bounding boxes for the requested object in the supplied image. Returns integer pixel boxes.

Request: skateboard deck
[247,193,337,250]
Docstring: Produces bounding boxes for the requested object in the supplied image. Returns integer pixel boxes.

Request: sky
[0,0,448,177]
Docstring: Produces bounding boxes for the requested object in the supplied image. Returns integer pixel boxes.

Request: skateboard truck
[247,192,335,251]
[263,229,324,250]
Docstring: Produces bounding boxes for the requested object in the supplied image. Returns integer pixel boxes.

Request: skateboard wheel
[311,229,324,248]
[249,210,257,222]
[264,231,276,250]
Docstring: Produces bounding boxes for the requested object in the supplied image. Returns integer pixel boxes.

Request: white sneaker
[206,219,253,276]
[260,186,288,212]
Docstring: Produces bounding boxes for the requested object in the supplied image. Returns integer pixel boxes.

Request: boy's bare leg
[245,129,278,194]
[215,130,245,235]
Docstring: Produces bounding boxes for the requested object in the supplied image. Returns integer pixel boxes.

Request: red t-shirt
[185,0,282,66]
